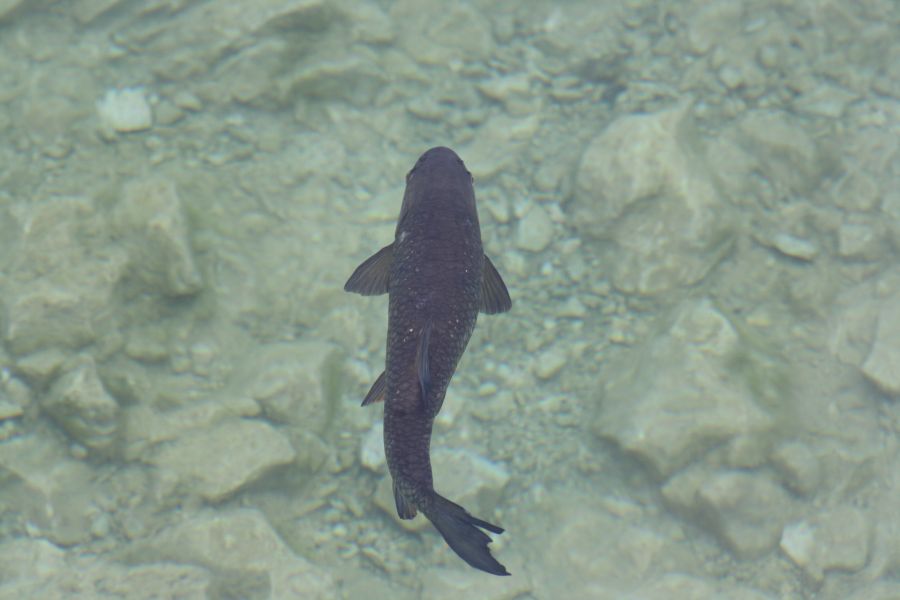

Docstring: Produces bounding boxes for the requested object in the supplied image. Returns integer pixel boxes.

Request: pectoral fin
[344,244,393,295]
[480,255,512,314]
[361,371,386,406]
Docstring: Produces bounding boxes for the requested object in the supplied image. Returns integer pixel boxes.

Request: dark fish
[345,146,512,576]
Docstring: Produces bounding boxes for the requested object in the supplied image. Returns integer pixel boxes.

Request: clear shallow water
[0,1,898,598]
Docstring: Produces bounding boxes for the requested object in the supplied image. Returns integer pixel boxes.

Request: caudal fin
[424,493,510,576]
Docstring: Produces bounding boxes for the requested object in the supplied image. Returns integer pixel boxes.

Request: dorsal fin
[414,321,432,409]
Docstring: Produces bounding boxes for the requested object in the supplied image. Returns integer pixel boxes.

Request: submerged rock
[147,418,295,502]
[125,508,334,599]
[44,354,120,453]
[114,178,203,298]
[574,101,734,295]
[593,299,776,478]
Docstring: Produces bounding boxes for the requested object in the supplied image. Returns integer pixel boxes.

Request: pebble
[96,88,153,133]
[534,346,567,380]
[770,232,818,261]
[515,203,555,252]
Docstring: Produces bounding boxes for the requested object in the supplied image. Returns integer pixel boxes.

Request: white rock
[44,355,120,452]
[0,434,98,546]
[533,346,567,380]
[515,204,555,252]
[148,418,296,502]
[114,178,203,297]
[97,88,153,132]
[127,509,333,599]
[781,506,870,582]
[574,100,734,295]
[360,421,385,472]
[770,441,821,496]
[594,299,775,478]
[862,291,900,394]
[695,471,791,559]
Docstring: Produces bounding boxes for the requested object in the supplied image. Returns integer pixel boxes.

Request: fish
[344,146,512,576]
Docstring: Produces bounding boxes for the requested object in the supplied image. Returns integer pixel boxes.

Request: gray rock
[593,300,775,478]
[237,341,343,432]
[536,502,674,599]
[0,538,211,599]
[770,441,822,496]
[421,566,532,599]
[574,101,734,295]
[695,470,791,559]
[147,418,296,502]
[114,179,202,298]
[837,221,880,260]
[623,573,774,600]
[847,582,900,600]
[0,434,98,546]
[44,355,120,452]
[122,394,260,461]
[71,0,123,24]
[861,291,900,394]
[0,0,24,21]
[125,508,334,599]
[3,197,127,356]
[735,110,826,196]
[389,0,492,66]
[780,506,870,582]
[360,421,385,472]
[515,204,555,253]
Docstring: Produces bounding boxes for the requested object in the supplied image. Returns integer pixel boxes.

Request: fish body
[345,146,512,575]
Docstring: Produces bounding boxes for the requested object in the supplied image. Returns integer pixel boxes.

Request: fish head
[399,147,476,222]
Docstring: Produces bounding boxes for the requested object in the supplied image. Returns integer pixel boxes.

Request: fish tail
[423,492,510,576]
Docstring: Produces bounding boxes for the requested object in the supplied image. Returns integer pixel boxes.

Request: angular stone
[148,418,295,502]
[233,341,342,433]
[574,101,734,295]
[861,291,900,394]
[122,394,260,461]
[736,110,826,196]
[4,197,127,356]
[623,573,775,600]
[780,506,870,582]
[770,441,821,496]
[421,566,531,599]
[360,421,385,472]
[389,0,492,65]
[593,300,775,478]
[96,88,153,133]
[0,538,212,599]
[0,0,24,21]
[515,204,555,253]
[126,509,334,599]
[0,434,98,546]
[114,178,202,297]
[44,355,120,452]
[695,471,791,559]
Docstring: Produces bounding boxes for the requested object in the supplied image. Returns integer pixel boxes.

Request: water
[0,1,898,598]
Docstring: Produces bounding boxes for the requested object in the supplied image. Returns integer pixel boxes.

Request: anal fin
[393,479,417,519]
